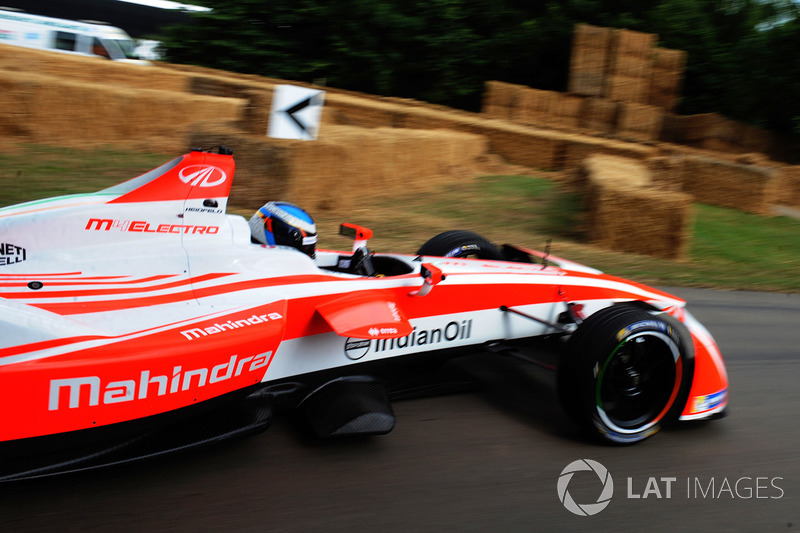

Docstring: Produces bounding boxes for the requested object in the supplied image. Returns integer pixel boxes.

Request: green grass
[2,144,799,293]
[0,144,171,205]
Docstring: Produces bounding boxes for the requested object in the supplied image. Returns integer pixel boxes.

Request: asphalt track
[1,288,799,532]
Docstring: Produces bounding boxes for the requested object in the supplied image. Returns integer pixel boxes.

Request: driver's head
[249,201,317,258]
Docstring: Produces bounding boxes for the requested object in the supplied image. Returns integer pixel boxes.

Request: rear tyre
[557,305,694,444]
[416,230,504,260]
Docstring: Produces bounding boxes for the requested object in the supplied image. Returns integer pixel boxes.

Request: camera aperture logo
[557,459,614,516]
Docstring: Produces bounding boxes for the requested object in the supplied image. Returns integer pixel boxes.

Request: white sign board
[268,85,326,140]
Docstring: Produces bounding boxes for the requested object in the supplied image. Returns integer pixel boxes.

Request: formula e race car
[0,147,728,480]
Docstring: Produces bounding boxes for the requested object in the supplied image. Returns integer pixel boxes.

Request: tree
[160,0,800,137]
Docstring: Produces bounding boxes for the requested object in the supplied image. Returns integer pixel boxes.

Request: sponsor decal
[343,319,474,359]
[373,320,472,353]
[180,312,284,341]
[616,320,671,341]
[178,165,227,187]
[690,389,727,414]
[85,218,219,235]
[0,243,26,265]
[444,244,480,258]
[368,327,398,337]
[344,338,371,360]
[48,352,271,411]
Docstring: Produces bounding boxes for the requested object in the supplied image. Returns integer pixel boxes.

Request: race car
[0,147,728,481]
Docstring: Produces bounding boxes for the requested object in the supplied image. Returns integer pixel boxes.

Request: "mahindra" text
[180,312,283,340]
[48,352,270,410]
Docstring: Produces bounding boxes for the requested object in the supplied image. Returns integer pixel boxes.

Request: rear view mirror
[339,223,373,252]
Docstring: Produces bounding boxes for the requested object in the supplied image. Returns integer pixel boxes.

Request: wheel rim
[595,331,682,434]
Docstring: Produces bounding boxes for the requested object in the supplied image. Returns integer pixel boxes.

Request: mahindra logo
[179,165,227,187]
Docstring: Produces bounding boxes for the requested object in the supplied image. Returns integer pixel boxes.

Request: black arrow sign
[283,93,324,137]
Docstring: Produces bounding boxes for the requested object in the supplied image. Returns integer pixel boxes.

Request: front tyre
[557,306,694,444]
[416,230,504,260]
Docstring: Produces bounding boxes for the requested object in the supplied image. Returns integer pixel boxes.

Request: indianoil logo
[557,459,614,516]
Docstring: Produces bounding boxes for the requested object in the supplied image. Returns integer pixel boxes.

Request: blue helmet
[249,201,317,258]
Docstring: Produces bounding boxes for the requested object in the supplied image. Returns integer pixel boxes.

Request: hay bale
[0,72,36,137]
[681,154,781,215]
[215,126,493,214]
[648,48,686,112]
[324,94,401,128]
[2,71,246,152]
[603,29,657,105]
[616,102,664,142]
[239,88,274,135]
[646,156,685,191]
[188,75,267,99]
[582,153,693,259]
[0,43,190,92]
[519,88,557,126]
[608,54,652,79]
[583,153,652,188]
[548,93,584,130]
[584,180,693,259]
[475,124,565,170]
[580,97,618,135]
[608,29,657,58]
[481,80,522,119]
[568,24,612,96]
[568,71,606,98]
[680,113,722,143]
[778,165,800,208]
[562,135,658,174]
[605,74,650,104]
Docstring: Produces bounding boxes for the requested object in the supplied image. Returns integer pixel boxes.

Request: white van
[0,8,145,62]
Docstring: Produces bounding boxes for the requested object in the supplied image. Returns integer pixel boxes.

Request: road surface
[1,288,798,532]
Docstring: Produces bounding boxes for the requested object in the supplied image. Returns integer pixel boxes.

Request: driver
[249,201,317,259]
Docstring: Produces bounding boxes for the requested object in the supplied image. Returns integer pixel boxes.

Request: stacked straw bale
[581,154,693,259]
[568,24,612,97]
[680,154,781,215]
[778,165,800,208]
[662,113,779,156]
[191,125,490,213]
[519,88,556,126]
[649,47,686,113]
[0,71,244,152]
[481,81,521,121]
[562,135,657,176]
[0,43,189,92]
[580,97,618,135]
[604,29,656,105]
[615,102,664,142]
